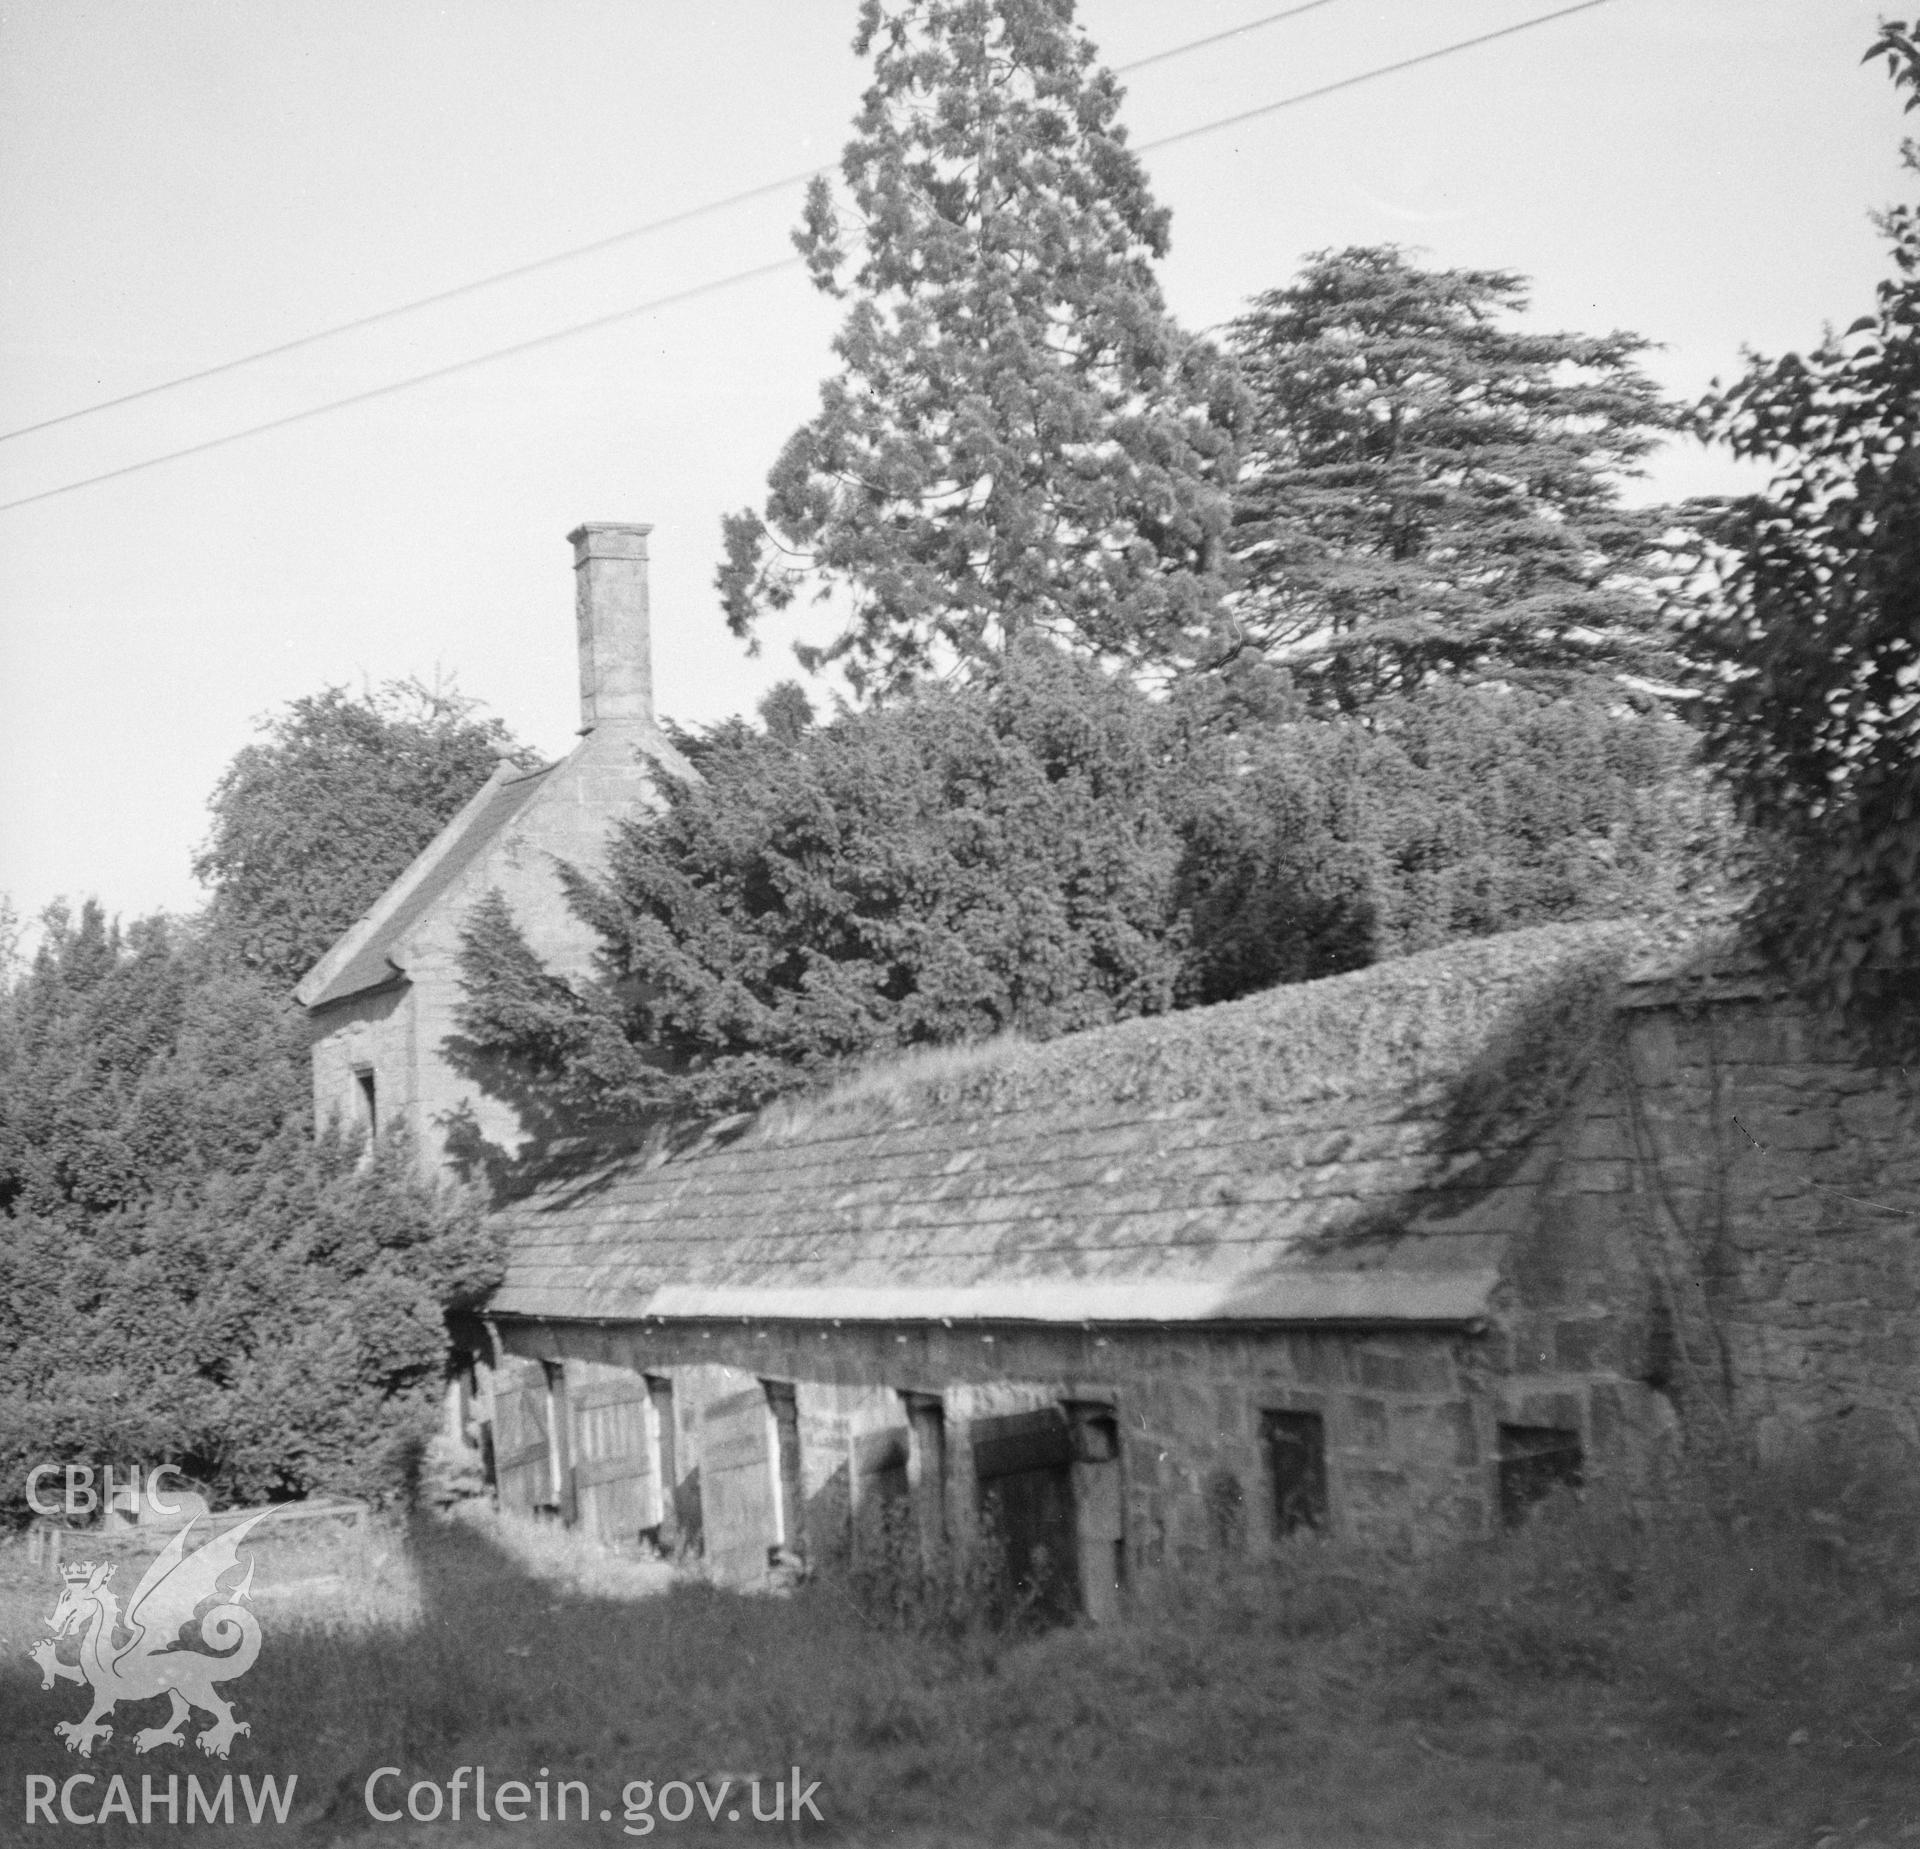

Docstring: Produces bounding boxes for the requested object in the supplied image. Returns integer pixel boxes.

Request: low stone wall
[1545,980,1920,1458]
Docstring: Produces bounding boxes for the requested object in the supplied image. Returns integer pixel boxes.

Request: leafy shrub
[194,678,515,986]
[1681,26,1920,1037]
[458,653,1730,1119]
[837,1494,1013,1638]
[0,902,501,1522]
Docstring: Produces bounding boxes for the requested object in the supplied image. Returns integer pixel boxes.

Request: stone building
[475,920,1920,1613]
[297,522,1920,1619]
[294,523,689,1166]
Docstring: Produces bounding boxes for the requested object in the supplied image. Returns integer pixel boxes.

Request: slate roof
[490,920,1648,1330]
[298,761,555,1010]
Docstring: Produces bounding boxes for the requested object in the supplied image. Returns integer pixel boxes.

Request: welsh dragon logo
[29,1512,269,1759]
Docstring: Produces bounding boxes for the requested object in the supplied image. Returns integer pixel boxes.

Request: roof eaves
[487,1272,1498,1329]
[293,758,551,1010]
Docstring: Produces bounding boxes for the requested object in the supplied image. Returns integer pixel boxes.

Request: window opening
[1496,1424,1583,1527]
[1261,1409,1329,1538]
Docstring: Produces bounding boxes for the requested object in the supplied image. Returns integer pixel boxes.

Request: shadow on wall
[435,1037,593,1201]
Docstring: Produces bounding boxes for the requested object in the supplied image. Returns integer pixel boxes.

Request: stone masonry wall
[308,722,682,1168]
[496,1316,1496,1582]
[1612,987,1920,1455]
[1474,982,1920,1490]
[1480,1089,1684,1502]
[1521,984,1920,1462]
[308,985,412,1140]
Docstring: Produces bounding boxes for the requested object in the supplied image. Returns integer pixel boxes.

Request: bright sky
[0,0,1903,930]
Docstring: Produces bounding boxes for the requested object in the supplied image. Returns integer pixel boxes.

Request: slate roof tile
[491,921,1655,1330]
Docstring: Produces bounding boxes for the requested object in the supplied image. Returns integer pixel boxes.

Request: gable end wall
[307,725,681,1165]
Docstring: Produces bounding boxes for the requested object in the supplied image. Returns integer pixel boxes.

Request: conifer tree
[454,652,1721,1118]
[0,904,499,1514]
[1225,247,1677,710]
[717,0,1242,695]
[459,644,1188,1116]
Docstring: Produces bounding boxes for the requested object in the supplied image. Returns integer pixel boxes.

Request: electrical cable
[1117,0,1350,73]
[0,0,1622,518]
[0,259,802,515]
[0,1,1356,447]
[1139,0,1617,152]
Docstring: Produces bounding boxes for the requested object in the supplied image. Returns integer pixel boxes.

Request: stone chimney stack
[568,522,653,732]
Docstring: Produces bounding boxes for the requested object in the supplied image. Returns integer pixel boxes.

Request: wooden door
[645,1375,688,1553]
[566,1362,654,1546]
[489,1360,552,1515]
[697,1376,782,1585]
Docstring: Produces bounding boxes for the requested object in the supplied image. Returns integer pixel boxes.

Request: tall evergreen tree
[717,0,1243,695]
[1,674,522,1516]
[1225,247,1678,711]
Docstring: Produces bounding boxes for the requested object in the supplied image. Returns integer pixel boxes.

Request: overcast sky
[0,0,1903,933]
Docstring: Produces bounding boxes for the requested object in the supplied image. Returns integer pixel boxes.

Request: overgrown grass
[3,1451,1915,1847]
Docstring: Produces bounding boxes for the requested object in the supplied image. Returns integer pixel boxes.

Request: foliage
[1174,681,1728,1006]
[841,1494,1014,1637]
[0,903,501,1521]
[457,651,1722,1119]
[1681,24,1920,1018]
[0,904,302,1225]
[3,672,523,1512]
[771,919,1648,1148]
[1225,246,1679,710]
[195,678,518,986]
[459,644,1187,1117]
[717,0,1242,694]
[0,894,21,988]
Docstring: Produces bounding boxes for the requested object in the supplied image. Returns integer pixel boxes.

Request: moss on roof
[764,919,1657,1141]
[489,920,1689,1329]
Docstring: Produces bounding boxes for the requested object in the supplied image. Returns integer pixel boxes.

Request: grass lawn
[3,1457,1916,1848]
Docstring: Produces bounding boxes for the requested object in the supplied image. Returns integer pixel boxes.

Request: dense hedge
[0,907,501,1524]
[457,647,1729,1122]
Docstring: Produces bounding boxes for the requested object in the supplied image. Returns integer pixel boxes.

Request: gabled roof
[296,760,556,1010]
[490,920,1653,1331]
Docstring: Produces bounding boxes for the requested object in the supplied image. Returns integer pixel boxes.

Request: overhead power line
[1138,0,1618,153]
[0,259,802,516]
[1118,0,1349,73]
[0,0,1621,519]
[0,172,822,447]
[0,1,1352,449]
